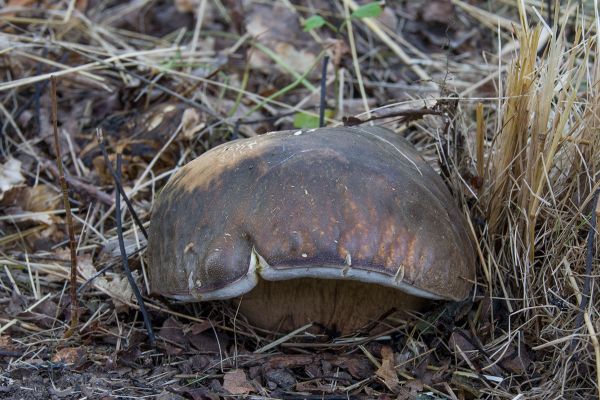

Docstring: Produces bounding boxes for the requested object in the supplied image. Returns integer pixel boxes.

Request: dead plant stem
[51,76,79,338]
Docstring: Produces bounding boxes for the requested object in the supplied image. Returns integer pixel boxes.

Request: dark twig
[319,55,329,128]
[115,153,155,345]
[96,129,148,240]
[342,99,450,126]
[0,350,23,357]
[51,76,79,338]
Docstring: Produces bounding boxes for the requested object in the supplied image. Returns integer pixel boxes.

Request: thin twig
[0,350,23,357]
[254,323,313,354]
[115,153,155,346]
[96,129,148,240]
[319,55,329,128]
[342,100,448,126]
[51,76,79,338]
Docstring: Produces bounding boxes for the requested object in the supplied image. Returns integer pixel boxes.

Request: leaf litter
[0,0,598,399]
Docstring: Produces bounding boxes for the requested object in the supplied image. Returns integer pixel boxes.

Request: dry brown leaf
[449,330,477,354]
[181,108,204,140]
[420,0,454,24]
[174,0,198,13]
[51,347,86,367]
[245,2,319,76]
[396,378,425,400]
[223,369,254,395]
[159,317,186,355]
[330,355,373,379]
[376,345,400,392]
[0,158,25,201]
[497,342,532,374]
[78,256,135,312]
[187,331,223,353]
[23,185,61,212]
[0,335,16,351]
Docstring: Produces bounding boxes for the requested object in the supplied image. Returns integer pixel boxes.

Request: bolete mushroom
[148,126,475,333]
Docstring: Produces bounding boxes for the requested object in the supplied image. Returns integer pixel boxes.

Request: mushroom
[148,126,475,333]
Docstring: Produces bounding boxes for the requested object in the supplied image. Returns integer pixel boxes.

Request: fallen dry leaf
[244,2,319,77]
[420,0,454,24]
[264,368,296,389]
[181,108,204,140]
[376,345,400,392]
[188,330,224,353]
[174,0,198,13]
[26,297,59,329]
[78,255,135,312]
[23,185,61,212]
[223,369,254,395]
[329,355,373,379]
[449,329,478,354]
[159,317,187,355]
[51,347,86,367]
[0,335,16,352]
[497,342,533,374]
[396,379,425,400]
[0,158,25,200]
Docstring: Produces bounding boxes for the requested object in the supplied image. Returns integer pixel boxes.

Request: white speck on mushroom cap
[293,130,303,136]
[394,265,406,283]
[345,253,352,266]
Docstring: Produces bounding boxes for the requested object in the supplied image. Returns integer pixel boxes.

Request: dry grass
[463,5,600,398]
[0,1,599,398]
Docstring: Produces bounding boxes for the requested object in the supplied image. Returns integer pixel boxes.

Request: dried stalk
[50,75,79,338]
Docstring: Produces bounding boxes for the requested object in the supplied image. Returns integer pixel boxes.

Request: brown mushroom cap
[148,126,476,331]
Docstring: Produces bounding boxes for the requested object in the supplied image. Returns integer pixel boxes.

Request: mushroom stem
[235,277,427,334]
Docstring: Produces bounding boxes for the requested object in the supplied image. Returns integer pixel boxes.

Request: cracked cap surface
[147,126,476,302]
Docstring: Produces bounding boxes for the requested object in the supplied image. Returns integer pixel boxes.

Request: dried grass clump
[475,10,600,399]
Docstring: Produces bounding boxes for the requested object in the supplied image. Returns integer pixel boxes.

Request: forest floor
[1,1,599,399]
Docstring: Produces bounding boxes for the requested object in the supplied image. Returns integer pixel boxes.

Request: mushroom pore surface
[148,126,476,333]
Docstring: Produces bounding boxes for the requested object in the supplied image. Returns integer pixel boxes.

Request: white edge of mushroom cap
[169,247,447,302]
